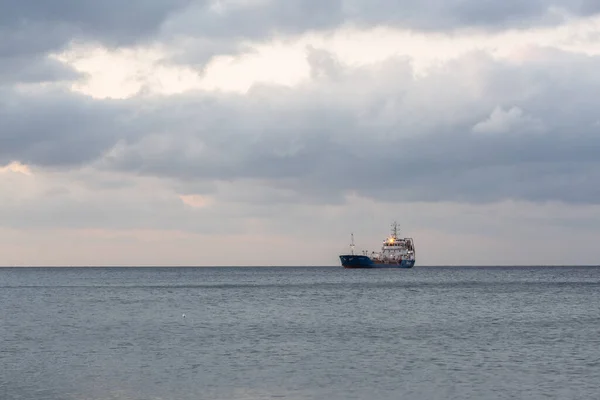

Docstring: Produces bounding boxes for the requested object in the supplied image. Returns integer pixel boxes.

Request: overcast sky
[2,0,600,266]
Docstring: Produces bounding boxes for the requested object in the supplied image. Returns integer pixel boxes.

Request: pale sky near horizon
[2,1,600,266]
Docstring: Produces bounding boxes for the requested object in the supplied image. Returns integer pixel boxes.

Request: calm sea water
[1,266,599,400]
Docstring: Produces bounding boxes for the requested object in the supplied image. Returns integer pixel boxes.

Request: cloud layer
[5,47,600,205]
[4,1,599,65]
[2,0,600,265]
[162,0,600,39]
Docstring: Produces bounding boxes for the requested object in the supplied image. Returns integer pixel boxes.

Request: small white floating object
[182,313,186,318]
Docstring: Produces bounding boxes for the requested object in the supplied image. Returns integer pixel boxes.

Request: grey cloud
[164,0,600,43]
[0,188,193,231]
[100,47,600,205]
[0,54,82,84]
[0,23,71,58]
[3,47,600,206]
[0,88,130,167]
[1,1,598,61]
[306,46,344,80]
[163,37,254,70]
[165,0,343,38]
[0,0,193,85]
[581,0,600,14]
[2,0,598,83]
[0,0,193,52]
[0,169,251,234]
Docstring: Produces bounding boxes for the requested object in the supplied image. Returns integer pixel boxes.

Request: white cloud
[472,106,545,134]
[46,14,600,98]
[50,45,205,99]
[179,194,214,208]
[0,161,33,175]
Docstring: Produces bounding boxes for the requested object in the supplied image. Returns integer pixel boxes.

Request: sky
[2,1,600,266]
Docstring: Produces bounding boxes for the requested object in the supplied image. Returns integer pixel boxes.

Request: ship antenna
[350,233,355,255]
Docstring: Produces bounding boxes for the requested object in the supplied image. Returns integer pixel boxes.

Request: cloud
[2,1,600,265]
[3,1,600,84]
[3,169,600,265]
[3,46,600,205]
[0,161,32,175]
[0,0,191,85]
[162,0,600,42]
[0,87,130,167]
[179,193,214,208]
[4,1,597,55]
[0,54,81,85]
[472,106,545,134]
[0,0,193,55]
[342,0,599,31]
[0,166,209,232]
[80,46,599,205]
[306,45,343,80]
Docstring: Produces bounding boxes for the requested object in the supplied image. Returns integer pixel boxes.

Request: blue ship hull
[339,255,415,269]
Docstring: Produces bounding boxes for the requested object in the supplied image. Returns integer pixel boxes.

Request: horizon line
[1,264,599,268]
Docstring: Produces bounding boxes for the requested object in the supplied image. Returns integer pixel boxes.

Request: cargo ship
[339,222,415,268]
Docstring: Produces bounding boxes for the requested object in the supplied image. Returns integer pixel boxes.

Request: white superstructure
[370,222,415,264]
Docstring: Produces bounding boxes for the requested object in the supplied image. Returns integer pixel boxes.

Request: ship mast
[391,221,399,239]
[350,233,355,255]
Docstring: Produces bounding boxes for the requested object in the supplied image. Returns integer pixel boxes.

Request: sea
[1,266,599,400]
